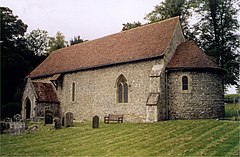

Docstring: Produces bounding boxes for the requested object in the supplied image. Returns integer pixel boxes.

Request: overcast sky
[1,0,161,41]
[1,0,238,94]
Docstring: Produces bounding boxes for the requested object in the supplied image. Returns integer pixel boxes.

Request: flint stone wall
[168,71,224,119]
[22,80,37,119]
[22,80,60,119]
[33,59,163,122]
[35,102,60,117]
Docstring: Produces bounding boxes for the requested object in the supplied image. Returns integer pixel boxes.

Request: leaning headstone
[65,112,73,127]
[92,115,99,129]
[45,110,53,125]
[54,118,61,129]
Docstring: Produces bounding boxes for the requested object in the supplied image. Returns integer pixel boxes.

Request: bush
[0,122,10,134]
[224,94,240,103]
[1,102,21,119]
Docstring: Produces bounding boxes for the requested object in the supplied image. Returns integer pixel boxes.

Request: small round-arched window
[182,76,188,90]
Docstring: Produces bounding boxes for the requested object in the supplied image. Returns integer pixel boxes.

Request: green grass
[225,94,240,99]
[0,119,239,156]
[225,103,240,120]
[0,104,239,156]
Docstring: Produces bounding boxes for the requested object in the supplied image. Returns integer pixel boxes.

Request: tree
[122,21,142,31]
[192,0,240,87]
[1,7,46,118]
[48,31,67,53]
[69,35,85,46]
[25,29,50,56]
[144,0,191,37]
[1,7,28,117]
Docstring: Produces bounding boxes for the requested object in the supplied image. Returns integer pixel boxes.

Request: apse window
[182,76,188,91]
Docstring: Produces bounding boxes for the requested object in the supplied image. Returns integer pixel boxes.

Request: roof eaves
[28,55,164,79]
[166,67,225,74]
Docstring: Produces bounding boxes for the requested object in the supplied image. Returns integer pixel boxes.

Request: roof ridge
[53,16,180,52]
[120,16,179,33]
[28,16,180,78]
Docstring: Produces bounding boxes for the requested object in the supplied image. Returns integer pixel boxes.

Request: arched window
[116,75,128,103]
[72,82,75,101]
[182,76,188,90]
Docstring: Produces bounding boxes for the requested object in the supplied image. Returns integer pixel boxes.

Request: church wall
[168,71,224,119]
[21,80,37,119]
[156,19,185,121]
[38,59,163,122]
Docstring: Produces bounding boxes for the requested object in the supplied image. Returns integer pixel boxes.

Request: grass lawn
[0,104,239,156]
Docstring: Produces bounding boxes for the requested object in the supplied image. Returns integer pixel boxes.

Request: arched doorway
[25,98,31,119]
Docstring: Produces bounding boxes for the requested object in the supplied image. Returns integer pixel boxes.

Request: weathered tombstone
[5,117,12,122]
[65,112,73,127]
[13,114,22,122]
[92,115,99,129]
[45,110,53,124]
[54,118,61,129]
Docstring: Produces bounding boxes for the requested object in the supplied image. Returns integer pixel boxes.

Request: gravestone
[54,118,61,129]
[5,117,12,122]
[65,112,73,127]
[92,115,99,128]
[45,110,53,124]
[13,114,22,122]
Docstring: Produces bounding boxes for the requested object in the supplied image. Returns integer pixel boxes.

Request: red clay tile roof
[32,82,59,103]
[166,40,223,71]
[28,17,180,78]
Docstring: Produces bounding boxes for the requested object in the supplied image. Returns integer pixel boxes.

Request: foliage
[69,35,85,46]
[192,0,240,87]
[1,7,46,119]
[0,119,239,156]
[48,31,67,53]
[224,94,240,103]
[225,103,240,120]
[122,21,142,31]
[144,0,191,37]
[1,6,28,112]
[25,29,50,56]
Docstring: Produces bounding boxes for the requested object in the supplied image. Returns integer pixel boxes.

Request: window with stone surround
[72,82,75,102]
[182,76,188,90]
[116,75,128,103]
[179,74,192,93]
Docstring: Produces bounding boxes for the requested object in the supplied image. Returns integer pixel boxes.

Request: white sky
[1,0,238,94]
[1,0,161,41]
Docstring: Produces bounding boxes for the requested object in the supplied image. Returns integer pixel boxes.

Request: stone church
[22,17,225,123]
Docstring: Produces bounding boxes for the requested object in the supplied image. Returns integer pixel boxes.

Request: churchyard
[0,103,239,156]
